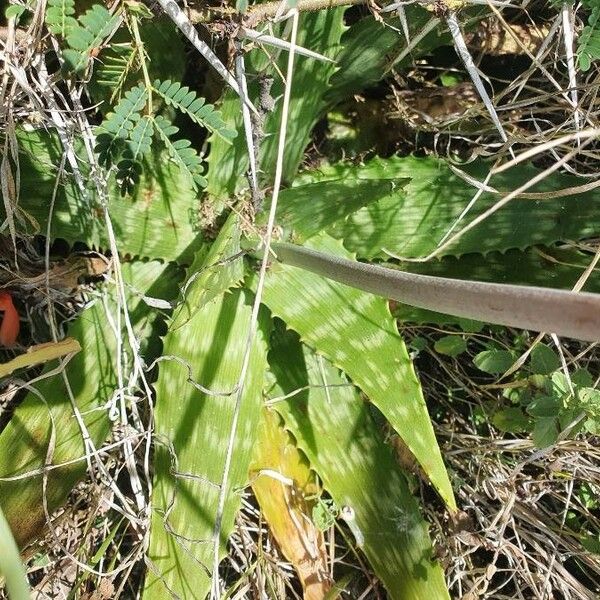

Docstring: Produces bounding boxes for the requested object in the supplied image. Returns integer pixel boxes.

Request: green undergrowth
[1,0,599,598]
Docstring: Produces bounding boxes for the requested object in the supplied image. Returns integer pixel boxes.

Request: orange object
[0,291,20,346]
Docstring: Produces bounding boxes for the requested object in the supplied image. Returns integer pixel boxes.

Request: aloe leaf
[0,261,178,548]
[250,409,329,598]
[205,90,252,204]
[0,338,80,379]
[270,241,600,342]
[10,130,204,263]
[256,233,455,510]
[145,287,268,598]
[326,7,491,106]
[258,11,345,184]
[293,156,600,259]
[0,504,29,600]
[0,305,115,548]
[399,246,600,290]
[326,8,446,105]
[265,177,409,242]
[206,9,346,200]
[267,325,450,599]
[172,212,245,330]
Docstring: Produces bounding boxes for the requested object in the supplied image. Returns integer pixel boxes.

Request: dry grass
[406,322,600,600]
[1,0,600,598]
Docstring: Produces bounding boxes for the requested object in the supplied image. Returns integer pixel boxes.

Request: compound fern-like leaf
[45,0,77,37]
[153,79,236,143]
[94,43,139,103]
[63,4,120,73]
[117,115,154,195]
[152,115,207,190]
[95,84,147,167]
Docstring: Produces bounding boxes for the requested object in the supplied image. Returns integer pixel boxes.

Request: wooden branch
[271,242,600,342]
[188,0,369,26]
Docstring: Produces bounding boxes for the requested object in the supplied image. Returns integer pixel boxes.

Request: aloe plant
[1,2,599,599]
[5,129,600,598]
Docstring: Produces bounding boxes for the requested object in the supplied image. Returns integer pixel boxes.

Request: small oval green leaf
[473,350,515,374]
[434,335,467,357]
[572,368,594,388]
[581,535,600,555]
[5,5,26,19]
[526,395,561,418]
[530,343,560,375]
[410,336,428,352]
[532,417,559,448]
[579,387,600,414]
[492,407,530,433]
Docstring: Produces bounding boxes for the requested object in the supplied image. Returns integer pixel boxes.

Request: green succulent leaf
[145,286,268,598]
[267,326,450,600]
[392,246,600,325]
[0,261,178,548]
[326,7,446,105]
[294,156,600,260]
[256,233,456,510]
[268,177,409,242]
[0,504,30,600]
[206,8,346,200]
[581,534,600,555]
[11,129,204,263]
[172,212,245,330]
[257,10,345,184]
